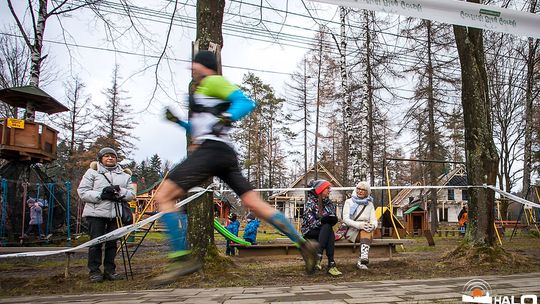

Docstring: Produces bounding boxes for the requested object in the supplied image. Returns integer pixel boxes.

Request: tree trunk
[365,11,375,184]
[453,21,498,247]
[29,0,47,86]
[189,0,225,261]
[351,10,370,183]
[339,7,352,186]
[426,21,439,232]
[304,58,309,187]
[314,41,323,180]
[522,0,538,200]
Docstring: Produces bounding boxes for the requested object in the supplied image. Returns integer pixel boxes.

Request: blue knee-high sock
[178,213,188,250]
[267,212,305,244]
[162,212,187,253]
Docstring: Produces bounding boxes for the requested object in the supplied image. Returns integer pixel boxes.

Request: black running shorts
[167,140,254,196]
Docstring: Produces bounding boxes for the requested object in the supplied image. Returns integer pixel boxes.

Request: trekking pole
[126,174,169,260]
[114,202,133,280]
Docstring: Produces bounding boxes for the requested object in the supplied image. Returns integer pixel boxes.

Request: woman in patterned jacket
[301,179,342,276]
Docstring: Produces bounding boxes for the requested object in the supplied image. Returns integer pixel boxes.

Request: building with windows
[268,163,345,224]
[393,165,468,229]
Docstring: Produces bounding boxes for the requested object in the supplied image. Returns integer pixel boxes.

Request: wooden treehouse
[0,86,68,163]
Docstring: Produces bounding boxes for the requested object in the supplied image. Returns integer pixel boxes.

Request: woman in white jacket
[342,181,378,269]
[78,147,136,282]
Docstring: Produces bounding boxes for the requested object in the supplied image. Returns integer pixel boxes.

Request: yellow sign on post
[7,118,25,129]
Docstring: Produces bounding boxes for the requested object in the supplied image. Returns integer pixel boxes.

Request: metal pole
[65,181,71,246]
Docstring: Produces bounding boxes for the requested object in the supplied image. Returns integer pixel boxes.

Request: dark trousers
[304,223,335,264]
[86,217,118,275]
[225,241,236,256]
[25,224,43,237]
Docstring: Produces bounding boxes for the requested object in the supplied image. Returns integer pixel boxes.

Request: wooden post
[64,253,72,278]
[424,230,435,246]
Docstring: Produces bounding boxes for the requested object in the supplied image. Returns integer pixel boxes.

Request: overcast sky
[0,0,325,165]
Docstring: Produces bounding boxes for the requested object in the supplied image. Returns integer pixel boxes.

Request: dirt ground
[1,234,539,297]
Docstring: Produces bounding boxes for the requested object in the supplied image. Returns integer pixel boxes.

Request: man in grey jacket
[77,147,136,283]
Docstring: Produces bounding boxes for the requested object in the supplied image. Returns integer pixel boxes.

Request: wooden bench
[231,239,413,259]
[0,247,86,278]
[495,220,529,229]
[436,229,460,237]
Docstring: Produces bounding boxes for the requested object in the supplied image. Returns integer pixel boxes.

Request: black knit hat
[193,50,218,72]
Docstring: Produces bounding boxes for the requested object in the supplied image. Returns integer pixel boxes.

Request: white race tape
[487,185,540,208]
[310,0,540,38]
[1,183,538,259]
[0,185,213,259]
[253,185,473,192]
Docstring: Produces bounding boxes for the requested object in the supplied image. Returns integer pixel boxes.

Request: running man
[155,50,317,284]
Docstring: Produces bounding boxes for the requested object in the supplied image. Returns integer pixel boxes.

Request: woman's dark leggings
[304,223,335,264]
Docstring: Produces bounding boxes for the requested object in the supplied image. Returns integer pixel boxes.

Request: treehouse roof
[0,85,68,114]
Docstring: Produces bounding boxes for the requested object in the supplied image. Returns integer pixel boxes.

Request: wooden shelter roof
[0,86,68,114]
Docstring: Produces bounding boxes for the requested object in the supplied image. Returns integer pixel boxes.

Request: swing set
[0,176,76,246]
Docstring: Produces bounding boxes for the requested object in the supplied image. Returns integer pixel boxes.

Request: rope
[46,183,55,237]
[0,179,7,245]
[21,183,28,241]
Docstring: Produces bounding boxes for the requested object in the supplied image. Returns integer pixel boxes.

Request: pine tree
[93,65,138,157]
[234,73,291,192]
[400,19,458,231]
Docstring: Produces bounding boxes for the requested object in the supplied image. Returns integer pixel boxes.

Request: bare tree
[0,30,30,118]
[56,76,94,155]
[486,33,527,211]
[6,0,103,86]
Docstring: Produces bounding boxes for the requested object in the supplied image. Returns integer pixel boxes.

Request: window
[438,207,448,222]
[462,190,469,201]
[448,189,455,200]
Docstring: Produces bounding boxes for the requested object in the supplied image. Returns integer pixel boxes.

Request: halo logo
[462,279,492,303]
[462,279,538,304]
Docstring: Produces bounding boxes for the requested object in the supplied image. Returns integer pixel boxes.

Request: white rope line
[1,183,538,259]
[251,185,475,192]
[487,185,540,209]
[0,185,214,259]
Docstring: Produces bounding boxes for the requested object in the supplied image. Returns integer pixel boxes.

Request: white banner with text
[311,0,540,38]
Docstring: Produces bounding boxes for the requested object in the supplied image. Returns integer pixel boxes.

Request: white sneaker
[357,262,368,270]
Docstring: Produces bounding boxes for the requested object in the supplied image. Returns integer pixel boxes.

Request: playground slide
[213,218,251,246]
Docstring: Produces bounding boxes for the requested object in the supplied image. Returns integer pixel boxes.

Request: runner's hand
[165,108,180,123]
[211,113,232,135]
